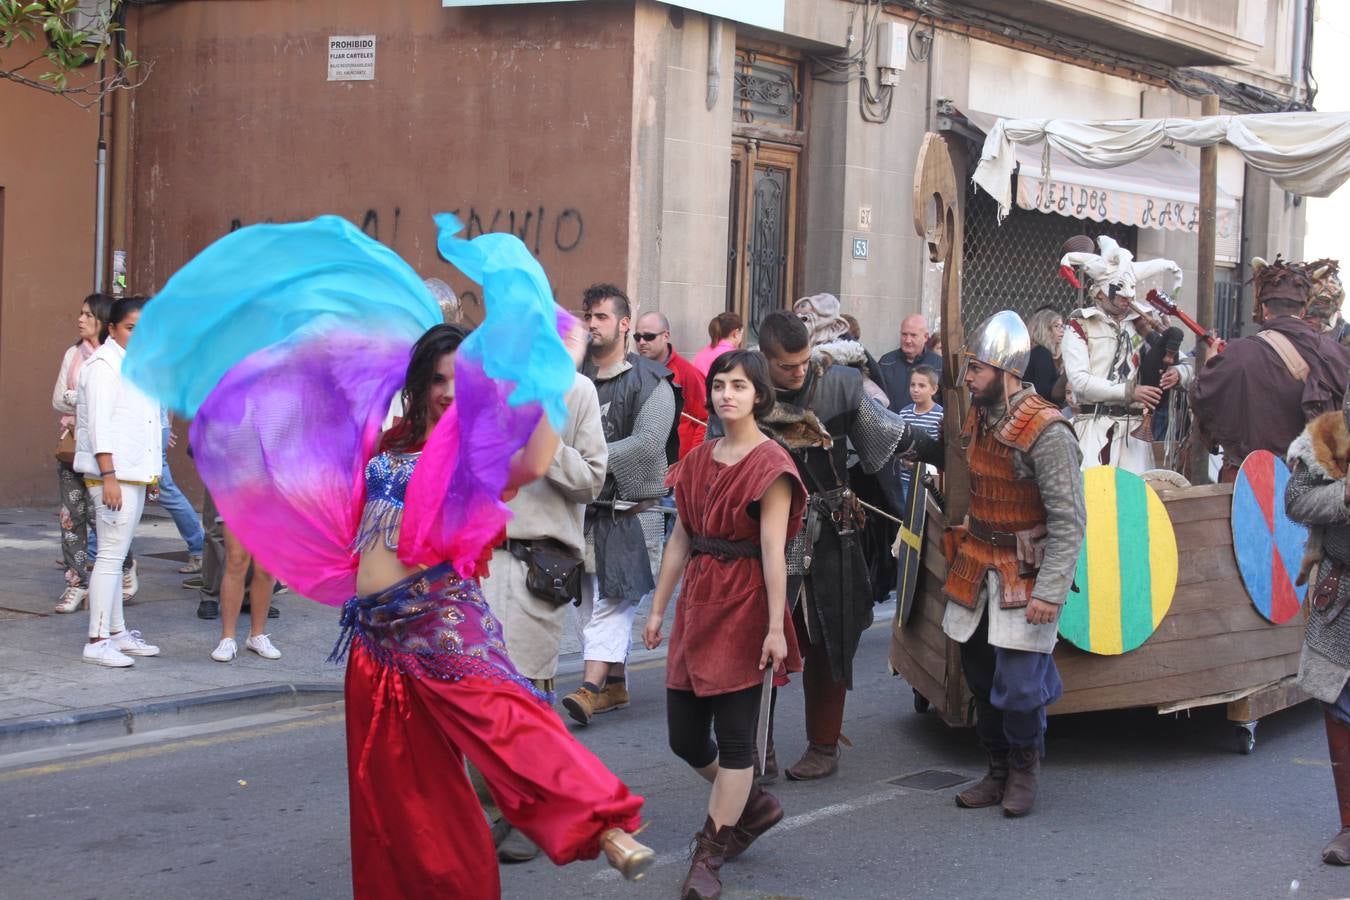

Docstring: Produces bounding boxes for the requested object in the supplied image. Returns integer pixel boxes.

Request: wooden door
[727,140,798,342]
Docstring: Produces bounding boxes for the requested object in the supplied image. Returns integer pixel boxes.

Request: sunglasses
[633,332,666,343]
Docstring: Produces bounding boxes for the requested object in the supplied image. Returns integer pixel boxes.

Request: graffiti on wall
[227,206,584,256]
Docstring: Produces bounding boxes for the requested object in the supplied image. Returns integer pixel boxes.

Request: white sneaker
[245,633,282,660]
[111,629,159,657]
[83,639,134,668]
[210,637,237,662]
[54,585,88,614]
[122,560,139,600]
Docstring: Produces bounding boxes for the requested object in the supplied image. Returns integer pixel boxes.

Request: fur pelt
[1286,410,1350,585]
[762,400,833,451]
[812,339,865,368]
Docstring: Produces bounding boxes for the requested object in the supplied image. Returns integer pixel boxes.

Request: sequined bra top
[354,450,421,553]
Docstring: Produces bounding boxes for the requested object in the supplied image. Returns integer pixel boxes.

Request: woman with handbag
[52,294,107,613]
[644,349,807,900]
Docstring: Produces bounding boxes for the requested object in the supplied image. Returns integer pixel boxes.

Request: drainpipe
[706,16,720,110]
[1291,0,1308,105]
[93,140,108,292]
[93,56,108,292]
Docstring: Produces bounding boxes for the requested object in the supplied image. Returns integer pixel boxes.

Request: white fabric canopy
[973,112,1350,220]
[965,110,1236,233]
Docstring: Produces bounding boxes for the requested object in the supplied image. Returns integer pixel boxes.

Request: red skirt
[344,644,643,899]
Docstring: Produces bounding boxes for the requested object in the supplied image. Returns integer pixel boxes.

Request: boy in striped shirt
[898,365,943,506]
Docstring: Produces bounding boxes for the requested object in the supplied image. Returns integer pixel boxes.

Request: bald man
[634,311,706,459]
[879,314,943,413]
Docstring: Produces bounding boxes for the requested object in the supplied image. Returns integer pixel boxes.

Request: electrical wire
[808,0,897,124]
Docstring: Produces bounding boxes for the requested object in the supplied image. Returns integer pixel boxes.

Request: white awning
[966,110,1238,235]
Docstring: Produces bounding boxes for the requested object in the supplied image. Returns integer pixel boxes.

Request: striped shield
[1231,450,1308,624]
[1059,466,1178,655]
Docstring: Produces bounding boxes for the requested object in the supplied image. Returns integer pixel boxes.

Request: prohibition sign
[1231,449,1308,624]
[1059,466,1178,655]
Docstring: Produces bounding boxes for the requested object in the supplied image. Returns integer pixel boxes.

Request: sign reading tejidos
[1059,466,1178,655]
[1231,450,1308,624]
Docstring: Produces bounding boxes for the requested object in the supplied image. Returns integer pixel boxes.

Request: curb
[0,681,342,755]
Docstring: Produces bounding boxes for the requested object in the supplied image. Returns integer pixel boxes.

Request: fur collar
[812,339,866,368]
[1287,410,1350,481]
[761,400,833,451]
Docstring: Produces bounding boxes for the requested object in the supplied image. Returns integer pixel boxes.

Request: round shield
[1231,449,1308,624]
[1059,466,1178,655]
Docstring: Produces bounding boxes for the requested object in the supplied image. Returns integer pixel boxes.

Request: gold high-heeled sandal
[601,826,655,882]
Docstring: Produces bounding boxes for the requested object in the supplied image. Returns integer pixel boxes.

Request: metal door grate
[962,180,1136,335]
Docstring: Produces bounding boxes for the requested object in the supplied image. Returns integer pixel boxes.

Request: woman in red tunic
[644,349,807,900]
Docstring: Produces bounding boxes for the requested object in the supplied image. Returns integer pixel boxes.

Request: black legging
[667,684,761,770]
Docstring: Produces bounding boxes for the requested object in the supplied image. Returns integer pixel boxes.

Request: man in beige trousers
[477,371,608,862]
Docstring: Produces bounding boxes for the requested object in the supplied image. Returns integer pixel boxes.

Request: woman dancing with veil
[124,214,653,898]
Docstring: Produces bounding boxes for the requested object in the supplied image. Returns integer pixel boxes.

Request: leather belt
[589,498,659,519]
[1079,402,1143,417]
[689,535,760,560]
[967,517,1019,548]
[1315,557,1349,612]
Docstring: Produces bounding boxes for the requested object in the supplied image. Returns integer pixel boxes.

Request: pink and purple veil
[123,213,574,605]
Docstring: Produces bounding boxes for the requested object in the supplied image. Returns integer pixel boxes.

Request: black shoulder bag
[506,539,584,608]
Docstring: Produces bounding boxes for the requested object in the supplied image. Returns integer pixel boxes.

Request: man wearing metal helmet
[943,311,1087,818]
[1059,236,1189,473]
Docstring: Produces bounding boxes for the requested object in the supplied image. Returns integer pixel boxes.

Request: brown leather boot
[785,743,839,781]
[680,816,731,900]
[724,785,784,860]
[955,749,1009,809]
[1323,711,1350,864]
[561,685,597,725]
[1001,747,1040,817]
[594,680,630,714]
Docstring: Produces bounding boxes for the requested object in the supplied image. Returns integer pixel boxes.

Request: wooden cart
[896,132,1310,753]
[888,483,1310,753]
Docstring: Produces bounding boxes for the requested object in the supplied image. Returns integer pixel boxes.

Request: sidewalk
[0,504,673,748]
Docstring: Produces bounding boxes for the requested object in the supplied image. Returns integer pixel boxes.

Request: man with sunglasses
[634,311,706,459]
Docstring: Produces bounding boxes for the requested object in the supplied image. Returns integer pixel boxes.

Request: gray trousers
[199,488,226,597]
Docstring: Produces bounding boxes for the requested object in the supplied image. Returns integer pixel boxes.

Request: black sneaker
[241,600,281,619]
[196,598,219,620]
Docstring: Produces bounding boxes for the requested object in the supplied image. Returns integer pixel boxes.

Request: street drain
[0,607,45,620]
[886,769,970,791]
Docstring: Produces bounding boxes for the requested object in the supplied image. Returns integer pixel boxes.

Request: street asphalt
[2,504,1348,898]
[2,621,1347,898]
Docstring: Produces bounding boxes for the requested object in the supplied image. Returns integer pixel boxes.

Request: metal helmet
[965,310,1031,378]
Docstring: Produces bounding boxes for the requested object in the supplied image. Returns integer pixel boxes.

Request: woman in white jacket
[74,297,163,667]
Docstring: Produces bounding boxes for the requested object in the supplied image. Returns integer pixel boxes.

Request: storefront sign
[328,35,376,82]
[440,0,784,31]
[1017,175,1236,236]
